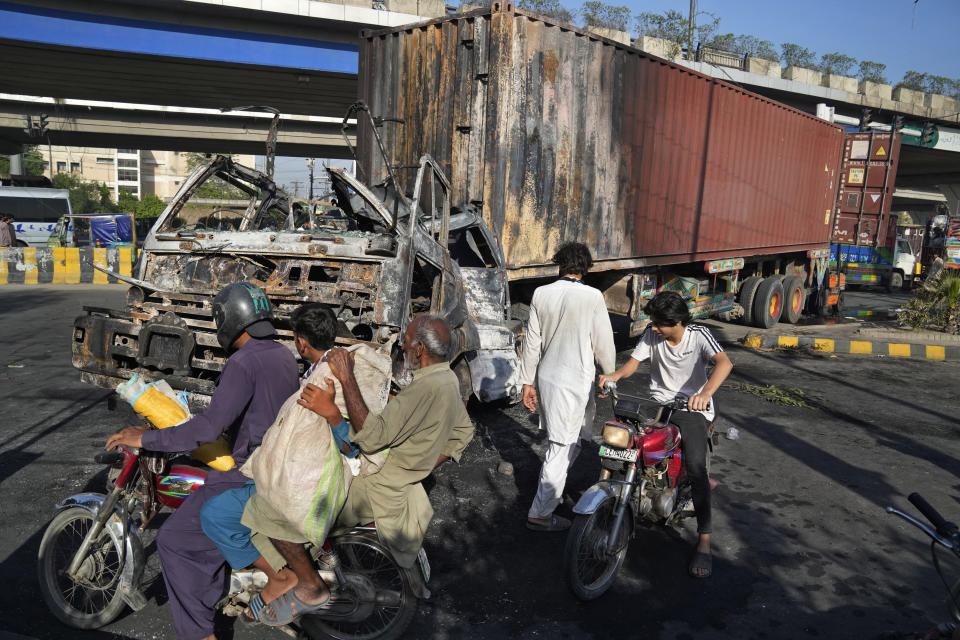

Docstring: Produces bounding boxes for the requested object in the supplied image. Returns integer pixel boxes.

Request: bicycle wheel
[37,507,127,629]
[564,497,631,601]
[300,533,417,640]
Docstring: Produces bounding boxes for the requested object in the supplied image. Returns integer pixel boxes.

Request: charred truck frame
[72,119,521,406]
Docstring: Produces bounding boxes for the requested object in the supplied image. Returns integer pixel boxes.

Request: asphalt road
[1,286,959,640]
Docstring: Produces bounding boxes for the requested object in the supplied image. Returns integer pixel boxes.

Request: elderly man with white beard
[324,314,475,569]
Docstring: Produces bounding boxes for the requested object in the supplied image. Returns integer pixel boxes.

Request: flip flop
[689,551,712,579]
[526,514,571,532]
[242,593,267,624]
[259,589,336,627]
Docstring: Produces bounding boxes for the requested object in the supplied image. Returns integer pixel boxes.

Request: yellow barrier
[118,247,132,278]
[51,247,66,284]
[65,247,81,284]
[0,255,7,284]
[23,247,38,284]
[93,248,109,285]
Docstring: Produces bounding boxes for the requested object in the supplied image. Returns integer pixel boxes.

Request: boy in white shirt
[598,290,732,578]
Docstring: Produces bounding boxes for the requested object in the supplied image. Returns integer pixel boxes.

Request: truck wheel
[780,276,805,324]
[887,271,904,292]
[738,276,763,326]
[751,278,784,329]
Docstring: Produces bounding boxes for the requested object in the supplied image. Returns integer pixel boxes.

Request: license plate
[598,445,638,462]
[417,547,431,583]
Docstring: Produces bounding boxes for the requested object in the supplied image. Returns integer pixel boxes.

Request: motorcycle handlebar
[94,450,124,466]
[908,492,956,536]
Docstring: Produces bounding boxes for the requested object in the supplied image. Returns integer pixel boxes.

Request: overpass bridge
[2,0,959,213]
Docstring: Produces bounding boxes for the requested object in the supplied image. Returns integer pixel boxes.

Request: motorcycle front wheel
[300,533,417,640]
[37,507,127,629]
[564,497,631,601]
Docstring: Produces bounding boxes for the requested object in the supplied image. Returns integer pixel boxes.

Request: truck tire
[738,276,763,326]
[780,276,805,324]
[888,271,904,292]
[751,278,784,329]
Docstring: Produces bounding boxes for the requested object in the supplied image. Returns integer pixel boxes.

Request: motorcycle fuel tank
[641,425,682,467]
[157,464,207,509]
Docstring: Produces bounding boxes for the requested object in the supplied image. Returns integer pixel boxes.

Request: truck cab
[71,155,521,406]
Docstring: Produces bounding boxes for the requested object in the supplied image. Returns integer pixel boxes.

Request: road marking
[778,336,798,347]
[888,343,912,357]
[849,341,873,354]
[814,338,834,352]
[926,345,946,360]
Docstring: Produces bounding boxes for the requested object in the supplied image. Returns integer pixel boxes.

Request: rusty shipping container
[358,3,846,278]
[832,132,901,247]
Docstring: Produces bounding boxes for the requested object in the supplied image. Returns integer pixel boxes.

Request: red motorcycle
[564,383,717,600]
[37,447,430,639]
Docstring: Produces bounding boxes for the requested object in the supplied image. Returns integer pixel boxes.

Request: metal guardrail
[696,45,744,70]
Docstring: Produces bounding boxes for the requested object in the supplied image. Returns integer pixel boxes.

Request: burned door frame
[401,155,461,334]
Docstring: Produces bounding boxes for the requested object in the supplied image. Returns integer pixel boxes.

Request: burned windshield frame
[159,167,293,233]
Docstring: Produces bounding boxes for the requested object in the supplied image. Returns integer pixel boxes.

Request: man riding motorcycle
[105,282,298,640]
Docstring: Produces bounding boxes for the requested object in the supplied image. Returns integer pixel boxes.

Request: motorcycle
[886,493,960,638]
[37,446,430,639]
[564,382,717,600]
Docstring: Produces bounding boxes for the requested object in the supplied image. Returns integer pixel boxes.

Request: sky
[266,0,959,187]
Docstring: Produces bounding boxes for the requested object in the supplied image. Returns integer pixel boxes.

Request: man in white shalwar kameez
[520,242,616,531]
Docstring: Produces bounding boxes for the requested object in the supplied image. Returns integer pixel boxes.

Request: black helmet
[212,282,275,350]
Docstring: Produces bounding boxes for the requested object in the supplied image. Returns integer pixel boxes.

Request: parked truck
[829,132,911,291]
[71,4,886,405]
[357,3,865,335]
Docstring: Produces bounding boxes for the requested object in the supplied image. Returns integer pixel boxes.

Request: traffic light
[892,115,904,131]
[38,113,49,136]
[921,121,936,146]
[860,108,873,130]
[23,115,33,136]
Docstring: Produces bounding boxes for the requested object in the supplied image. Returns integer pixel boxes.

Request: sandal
[259,589,336,627]
[526,514,571,532]
[689,551,712,579]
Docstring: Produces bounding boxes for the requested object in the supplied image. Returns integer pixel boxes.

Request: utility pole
[290,180,302,197]
[306,157,315,201]
[688,0,696,61]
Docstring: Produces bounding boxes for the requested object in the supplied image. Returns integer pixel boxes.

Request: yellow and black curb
[0,247,135,285]
[742,333,960,361]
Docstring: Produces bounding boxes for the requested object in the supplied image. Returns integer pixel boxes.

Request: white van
[0,187,73,247]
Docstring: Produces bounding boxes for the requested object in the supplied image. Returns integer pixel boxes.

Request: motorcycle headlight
[602,422,633,448]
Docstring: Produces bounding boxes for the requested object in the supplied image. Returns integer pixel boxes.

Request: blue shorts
[200,479,260,570]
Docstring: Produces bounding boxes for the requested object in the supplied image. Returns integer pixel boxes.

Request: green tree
[780,43,816,68]
[0,146,46,176]
[517,0,573,23]
[136,194,167,218]
[117,190,138,213]
[183,152,248,200]
[925,75,952,95]
[818,52,857,76]
[858,60,887,84]
[52,173,102,214]
[635,9,720,59]
[581,1,630,31]
[899,70,927,90]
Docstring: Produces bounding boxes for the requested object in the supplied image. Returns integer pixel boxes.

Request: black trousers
[669,410,711,534]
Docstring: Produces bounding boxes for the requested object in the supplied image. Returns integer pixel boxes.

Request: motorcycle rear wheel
[564,497,631,601]
[299,533,417,640]
[37,507,127,629]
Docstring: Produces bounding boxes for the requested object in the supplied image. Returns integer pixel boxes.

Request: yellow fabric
[127,379,235,470]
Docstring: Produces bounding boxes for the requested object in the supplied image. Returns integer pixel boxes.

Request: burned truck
[72,152,522,405]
